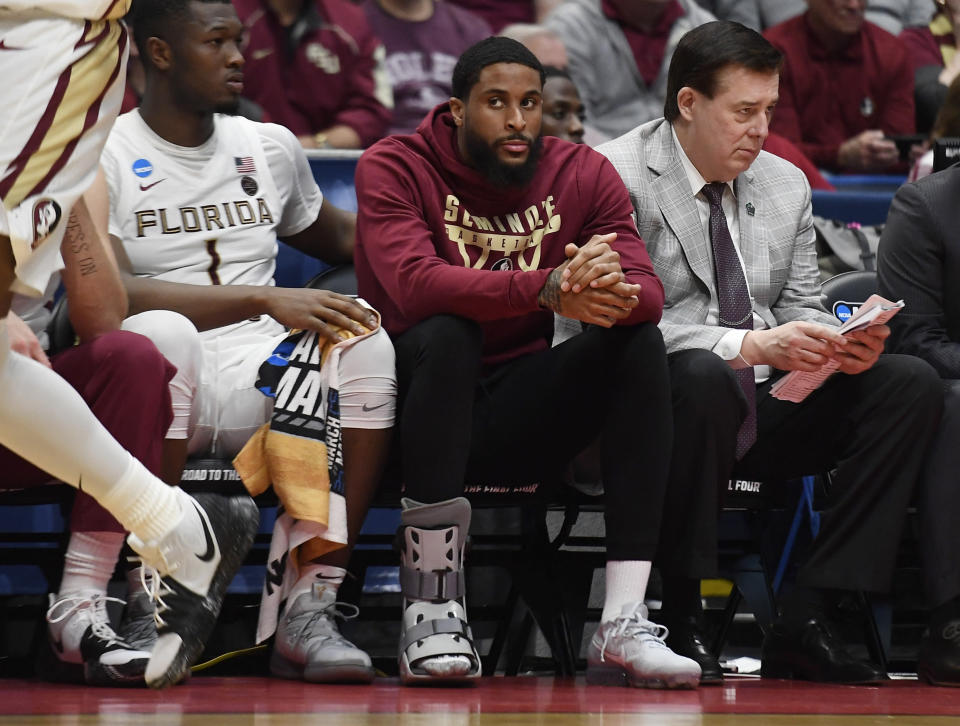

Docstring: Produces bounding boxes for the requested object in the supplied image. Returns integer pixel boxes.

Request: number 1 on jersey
[206,239,222,285]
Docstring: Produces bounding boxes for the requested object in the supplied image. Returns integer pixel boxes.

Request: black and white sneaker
[127,489,259,689]
[117,568,158,652]
[44,591,150,686]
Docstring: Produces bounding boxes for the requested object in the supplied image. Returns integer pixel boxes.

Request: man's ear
[676,87,697,122]
[449,97,465,127]
[145,36,173,72]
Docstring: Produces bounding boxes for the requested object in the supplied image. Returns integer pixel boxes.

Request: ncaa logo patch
[132,158,153,178]
[31,198,62,249]
[832,301,861,323]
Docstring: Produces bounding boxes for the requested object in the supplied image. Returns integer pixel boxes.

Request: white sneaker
[127,489,259,689]
[270,583,374,683]
[44,590,150,686]
[586,602,701,689]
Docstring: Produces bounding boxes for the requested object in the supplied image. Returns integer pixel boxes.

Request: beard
[463,124,544,188]
[214,96,241,115]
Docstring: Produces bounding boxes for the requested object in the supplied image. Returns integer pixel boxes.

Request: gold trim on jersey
[100,0,132,20]
[4,18,123,209]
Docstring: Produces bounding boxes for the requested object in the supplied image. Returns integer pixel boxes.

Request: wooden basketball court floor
[3,675,960,725]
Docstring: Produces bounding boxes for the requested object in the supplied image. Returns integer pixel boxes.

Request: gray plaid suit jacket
[598,118,837,354]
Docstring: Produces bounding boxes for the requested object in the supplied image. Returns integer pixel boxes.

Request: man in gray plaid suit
[599,20,943,685]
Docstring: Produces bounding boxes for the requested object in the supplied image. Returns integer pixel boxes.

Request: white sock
[0,319,182,544]
[58,531,124,597]
[601,560,652,623]
[290,563,346,602]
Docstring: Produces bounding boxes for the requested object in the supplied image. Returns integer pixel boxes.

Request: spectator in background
[541,66,585,144]
[499,23,568,68]
[697,0,931,34]
[764,133,836,190]
[364,0,490,136]
[546,0,715,140]
[446,0,561,34]
[235,0,393,148]
[765,0,916,173]
[902,0,960,133]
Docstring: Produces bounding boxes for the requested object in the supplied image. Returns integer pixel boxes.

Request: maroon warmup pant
[0,330,175,533]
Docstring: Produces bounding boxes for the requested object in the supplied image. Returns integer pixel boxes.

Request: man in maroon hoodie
[356,36,700,688]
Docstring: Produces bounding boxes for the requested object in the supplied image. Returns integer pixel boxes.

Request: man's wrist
[740,330,761,367]
[538,268,563,312]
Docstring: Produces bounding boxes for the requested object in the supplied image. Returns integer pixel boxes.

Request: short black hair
[664,21,782,122]
[543,65,572,83]
[129,0,231,62]
[451,36,545,100]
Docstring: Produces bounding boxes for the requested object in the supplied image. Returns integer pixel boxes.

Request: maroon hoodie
[355,104,664,367]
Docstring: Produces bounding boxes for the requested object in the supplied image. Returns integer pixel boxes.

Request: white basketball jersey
[103,111,322,343]
[0,1,130,19]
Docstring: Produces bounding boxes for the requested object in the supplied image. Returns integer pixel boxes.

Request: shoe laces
[599,604,671,663]
[46,593,128,647]
[287,599,360,646]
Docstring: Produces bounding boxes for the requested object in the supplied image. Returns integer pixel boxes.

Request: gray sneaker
[270,583,374,683]
[586,602,701,689]
[117,569,158,652]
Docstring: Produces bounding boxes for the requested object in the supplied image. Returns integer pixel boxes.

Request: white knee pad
[122,310,202,440]
[338,327,397,429]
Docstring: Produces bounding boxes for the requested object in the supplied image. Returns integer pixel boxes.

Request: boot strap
[402,615,474,652]
[400,566,465,601]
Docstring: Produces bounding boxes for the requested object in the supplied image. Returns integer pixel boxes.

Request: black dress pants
[659,349,942,593]
[918,379,960,606]
[393,314,673,562]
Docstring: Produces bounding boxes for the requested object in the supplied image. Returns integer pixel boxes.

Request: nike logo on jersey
[139,179,166,191]
[361,402,389,412]
[252,48,273,60]
[193,502,217,563]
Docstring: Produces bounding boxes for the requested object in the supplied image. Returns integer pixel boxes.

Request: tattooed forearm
[537,267,564,313]
[63,210,97,276]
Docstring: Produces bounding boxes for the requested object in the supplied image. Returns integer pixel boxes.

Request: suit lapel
[735,170,769,303]
[646,124,715,290]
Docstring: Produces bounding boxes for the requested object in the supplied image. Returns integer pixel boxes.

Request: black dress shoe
[918,619,960,686]
[761,617,888,684]
[663,616,724,684]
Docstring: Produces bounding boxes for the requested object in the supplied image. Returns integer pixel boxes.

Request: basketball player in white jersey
[0,1,262,690]
[97,0,397,683]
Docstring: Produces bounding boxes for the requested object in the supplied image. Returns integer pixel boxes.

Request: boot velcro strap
[402,617,474,651]
[400,566,464,601]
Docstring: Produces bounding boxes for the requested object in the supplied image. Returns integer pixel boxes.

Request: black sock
[779,585,842,627]
[661,576,703,623]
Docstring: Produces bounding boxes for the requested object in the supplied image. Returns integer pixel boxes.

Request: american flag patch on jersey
[235,156,256,174]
